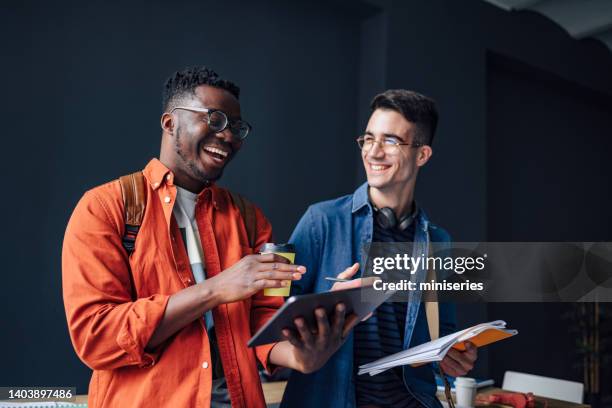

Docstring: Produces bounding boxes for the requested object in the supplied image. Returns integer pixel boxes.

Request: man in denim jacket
[281,90,477,408]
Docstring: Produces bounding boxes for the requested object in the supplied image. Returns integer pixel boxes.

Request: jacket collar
[351,181,430,231]
[351,182,370,213]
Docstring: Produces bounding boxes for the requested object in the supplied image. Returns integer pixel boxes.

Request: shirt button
[164,196,171,203]
[202,361,209,369]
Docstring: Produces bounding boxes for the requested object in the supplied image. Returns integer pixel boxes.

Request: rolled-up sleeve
[62,190,170,370]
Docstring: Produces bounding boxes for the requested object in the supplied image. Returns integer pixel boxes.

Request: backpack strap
[425,267,440,340]
[424,237,455,408]
[424,233,439,341]
[119,171,146,254]
[228,191,257,250]
[117,175,256,253]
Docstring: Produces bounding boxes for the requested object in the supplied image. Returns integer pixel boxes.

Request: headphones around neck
[374,205,417,231]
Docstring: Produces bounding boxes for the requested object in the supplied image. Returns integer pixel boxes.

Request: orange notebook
[452,327,517,351]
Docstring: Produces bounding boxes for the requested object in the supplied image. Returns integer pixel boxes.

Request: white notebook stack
[358,320,517,376]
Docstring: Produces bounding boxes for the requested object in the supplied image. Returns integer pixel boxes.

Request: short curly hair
[162,66,240,111]
[370,89,438,146]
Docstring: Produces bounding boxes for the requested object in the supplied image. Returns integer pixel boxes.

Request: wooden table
[5,383,589,408]
[261,382,592,408]
[74,388,287,407]
[439,387,590,408]
[262,381,287,405]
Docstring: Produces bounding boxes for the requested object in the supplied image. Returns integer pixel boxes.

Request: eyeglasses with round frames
[171,106,251,141]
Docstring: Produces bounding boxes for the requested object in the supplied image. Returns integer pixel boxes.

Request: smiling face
[161,84,243,192]
[362,108,429,196]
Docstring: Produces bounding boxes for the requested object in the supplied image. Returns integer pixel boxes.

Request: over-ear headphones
[374,205,417,231]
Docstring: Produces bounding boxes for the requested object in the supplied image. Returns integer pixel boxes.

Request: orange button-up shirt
[62,158,282,408]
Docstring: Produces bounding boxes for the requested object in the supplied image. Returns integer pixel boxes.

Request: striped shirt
[354,220,421,408]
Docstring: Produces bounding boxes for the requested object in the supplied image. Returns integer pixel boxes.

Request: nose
[366,139,385,159]
[215,127,235,144]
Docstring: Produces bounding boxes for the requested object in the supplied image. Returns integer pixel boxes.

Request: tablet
[247,284,393,347]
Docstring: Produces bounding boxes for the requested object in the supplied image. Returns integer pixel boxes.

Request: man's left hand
[281,303,359,374]
[439,341,478,377]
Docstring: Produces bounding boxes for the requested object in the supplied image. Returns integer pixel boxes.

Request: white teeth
[371,164,388,171]
[203,146,229,157]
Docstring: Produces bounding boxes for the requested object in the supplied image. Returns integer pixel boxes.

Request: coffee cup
[454,376,477,408]
[259,243,296,296]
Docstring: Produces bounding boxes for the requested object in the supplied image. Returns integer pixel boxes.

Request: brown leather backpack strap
[119,171,146,254]
[424,235,454,408]
[229,191,257,250]
[425,237,440,341]
[425,271,440,340]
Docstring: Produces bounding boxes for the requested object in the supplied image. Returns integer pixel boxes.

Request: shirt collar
[143,158,225,210]
[143,158,172,190]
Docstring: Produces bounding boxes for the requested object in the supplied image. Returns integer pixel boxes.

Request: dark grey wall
[2,0,612,400]
[376,0,612,392]
[382,0,612,241]
[1,0,370,392]
[487,52,612,242]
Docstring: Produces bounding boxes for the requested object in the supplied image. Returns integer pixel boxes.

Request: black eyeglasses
[356,135,422,154]
[171,106,251,141]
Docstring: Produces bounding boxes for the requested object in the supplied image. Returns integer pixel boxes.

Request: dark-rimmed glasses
[171,106,251,141]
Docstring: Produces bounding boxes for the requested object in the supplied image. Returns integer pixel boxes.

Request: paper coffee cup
[454,377,477,408]
[259,243,296,296]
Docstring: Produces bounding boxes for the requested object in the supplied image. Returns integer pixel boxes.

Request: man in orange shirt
[62,66,356,408]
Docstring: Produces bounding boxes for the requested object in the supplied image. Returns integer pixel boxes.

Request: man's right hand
[207,253,306,304]
[330,262,362,291]
[331,263,375,322]
[148,254,304,350]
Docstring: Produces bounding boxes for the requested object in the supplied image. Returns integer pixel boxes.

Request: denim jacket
[280,182,456,408]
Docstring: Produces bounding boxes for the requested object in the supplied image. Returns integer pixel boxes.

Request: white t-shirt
[173,186,212,330]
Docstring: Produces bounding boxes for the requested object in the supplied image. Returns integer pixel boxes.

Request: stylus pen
[324,277,351,282]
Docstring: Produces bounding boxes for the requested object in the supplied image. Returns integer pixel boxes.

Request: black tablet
[247,284,393,347]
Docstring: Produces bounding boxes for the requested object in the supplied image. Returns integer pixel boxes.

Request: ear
[160,112,175,135]
[416,145,433,167]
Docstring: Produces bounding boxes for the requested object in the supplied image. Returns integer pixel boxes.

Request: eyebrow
[195,105,243,121]
[364,130,407,143]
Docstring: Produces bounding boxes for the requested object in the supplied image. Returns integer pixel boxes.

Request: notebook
[358,320,517,376]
